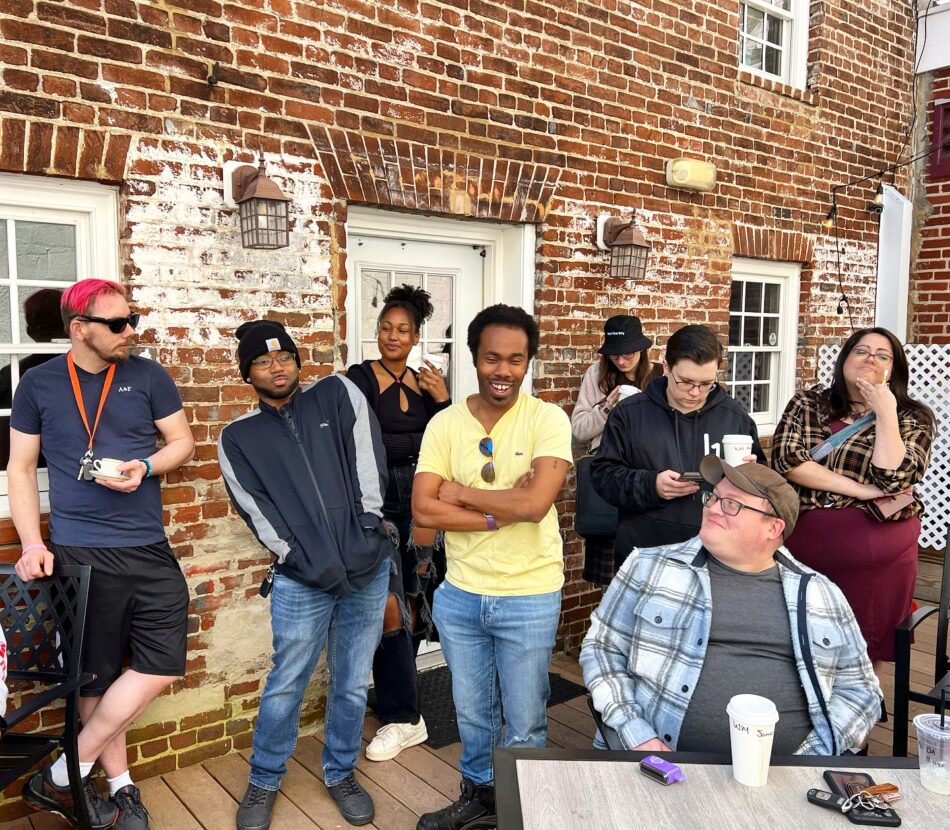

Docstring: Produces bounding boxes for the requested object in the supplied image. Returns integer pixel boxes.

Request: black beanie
[236,320,301,382]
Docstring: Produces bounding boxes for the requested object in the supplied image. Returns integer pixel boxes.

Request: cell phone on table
[823,771,901,827]
[676,472,702,483]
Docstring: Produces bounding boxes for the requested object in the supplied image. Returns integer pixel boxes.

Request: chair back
[0,564,91,687]
[936,540,950,686]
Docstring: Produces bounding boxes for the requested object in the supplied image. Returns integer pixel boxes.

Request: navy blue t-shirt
[11,354,184,547]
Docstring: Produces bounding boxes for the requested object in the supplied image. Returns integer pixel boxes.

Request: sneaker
[365,716,429,761]
[236,783,277,830]
[22,764,119,830]
[111,784,150,829]
[416,778,496,830]
[327,774,374,826]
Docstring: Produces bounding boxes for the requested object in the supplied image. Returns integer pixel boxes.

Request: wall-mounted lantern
[222,157,291,249]
[596,213,650,282]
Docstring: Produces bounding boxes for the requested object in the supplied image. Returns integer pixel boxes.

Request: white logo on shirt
[118,386,132,392]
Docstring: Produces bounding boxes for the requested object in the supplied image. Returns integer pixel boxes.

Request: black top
[346,359,451,466]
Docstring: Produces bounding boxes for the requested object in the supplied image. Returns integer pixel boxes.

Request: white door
[349,235,487,400]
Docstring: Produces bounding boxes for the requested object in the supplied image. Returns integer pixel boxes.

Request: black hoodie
[591,376,765,556]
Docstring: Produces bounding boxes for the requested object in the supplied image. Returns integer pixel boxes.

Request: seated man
[580,456,881,756]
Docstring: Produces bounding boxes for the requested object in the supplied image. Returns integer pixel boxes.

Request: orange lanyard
[67,352,116,452]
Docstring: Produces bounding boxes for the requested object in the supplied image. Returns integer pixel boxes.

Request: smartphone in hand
[677,472,702,483]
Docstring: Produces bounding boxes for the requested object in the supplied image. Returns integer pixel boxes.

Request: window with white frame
[0,174,119,517]
[727,259,800,435]
[739,0,809,89]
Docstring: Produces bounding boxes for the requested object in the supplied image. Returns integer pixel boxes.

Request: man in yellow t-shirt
[413,304,572,830]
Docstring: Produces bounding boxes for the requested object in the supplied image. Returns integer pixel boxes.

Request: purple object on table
[640,755,685,785]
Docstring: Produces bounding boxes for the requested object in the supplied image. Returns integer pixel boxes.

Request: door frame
[344,207,536,391]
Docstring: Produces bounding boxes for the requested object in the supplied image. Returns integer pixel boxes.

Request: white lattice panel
[818,344,949,550]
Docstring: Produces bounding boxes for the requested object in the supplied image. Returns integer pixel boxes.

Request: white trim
[344,208,535,392]
[730,258,801,435]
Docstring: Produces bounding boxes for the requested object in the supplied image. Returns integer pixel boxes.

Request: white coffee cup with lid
[721,434,754,466]
[727,694,779,787]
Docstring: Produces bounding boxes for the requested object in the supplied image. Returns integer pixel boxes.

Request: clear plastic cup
[915,713,950,795]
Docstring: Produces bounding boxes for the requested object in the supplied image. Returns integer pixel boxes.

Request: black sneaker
[22,764,119,830]
[416,778,496,830]
[236,782,277,830]
[111,784,150,829]
[327,774,374,826]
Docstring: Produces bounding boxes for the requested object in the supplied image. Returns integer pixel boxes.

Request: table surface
[494,749,942,830]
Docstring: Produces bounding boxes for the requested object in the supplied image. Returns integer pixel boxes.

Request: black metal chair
[0,563,94,830]
[892,541,950,756]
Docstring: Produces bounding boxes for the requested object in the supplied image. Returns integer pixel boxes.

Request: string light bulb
[822,205,836,231]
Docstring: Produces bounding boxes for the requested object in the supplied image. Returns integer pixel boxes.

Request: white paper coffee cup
[727,694,779,787]
[722,434,754,466]
[617,384,638,400]
[422,353,449,375]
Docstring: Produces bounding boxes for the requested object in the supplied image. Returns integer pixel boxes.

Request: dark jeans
[373,463,444,725]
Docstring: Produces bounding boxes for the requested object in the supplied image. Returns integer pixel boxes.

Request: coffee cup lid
[727,694,779,725]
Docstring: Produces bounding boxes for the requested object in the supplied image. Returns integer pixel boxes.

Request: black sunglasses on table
[77,312,141,333]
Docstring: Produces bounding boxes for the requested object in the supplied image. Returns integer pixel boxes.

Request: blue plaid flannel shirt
[580,536,882,754]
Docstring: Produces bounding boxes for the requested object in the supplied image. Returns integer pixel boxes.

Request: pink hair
[61,279,127,325]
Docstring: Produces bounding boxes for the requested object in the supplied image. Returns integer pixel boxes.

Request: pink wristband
[21,543,48,556]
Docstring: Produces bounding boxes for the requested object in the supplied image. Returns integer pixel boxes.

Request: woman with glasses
[771,327,934,679]
[592,324,764,560]
[571,315,654,585]
[346,284,450,763]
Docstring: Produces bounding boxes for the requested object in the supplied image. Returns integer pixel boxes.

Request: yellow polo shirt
[416,393,573,596]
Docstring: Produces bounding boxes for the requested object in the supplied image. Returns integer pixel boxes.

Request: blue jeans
[249,559,388,789]
[433,580,561,785]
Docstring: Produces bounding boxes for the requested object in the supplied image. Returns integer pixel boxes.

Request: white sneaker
[365,717,428,761]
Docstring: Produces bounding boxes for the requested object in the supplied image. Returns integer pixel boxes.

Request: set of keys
[76,450,94,481]
[807,783,902,826]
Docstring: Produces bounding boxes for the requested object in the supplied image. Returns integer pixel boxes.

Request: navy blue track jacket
[218,374,391,596]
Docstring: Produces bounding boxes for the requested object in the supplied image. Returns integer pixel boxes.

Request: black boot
[416,778,495,830]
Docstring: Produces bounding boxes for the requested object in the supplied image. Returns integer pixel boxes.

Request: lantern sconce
[222,157,291,250]
[596,213,651,282]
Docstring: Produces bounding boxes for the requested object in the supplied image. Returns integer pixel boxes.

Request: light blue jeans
[248,560,388,790]
[433,580,561,785]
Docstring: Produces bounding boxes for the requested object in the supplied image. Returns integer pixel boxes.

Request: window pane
[744,39,763,69]
[746,6,765,39]
[427,274,453,342]
[394,272,422,288]
[743,316,760,346]
[734,351,753,382]
[728,316,741,346]
[764,45,782,76]
[729,281,743,312]
[754,352,770,380]
[766,16,783,46]
[771,0,791,13]
[753,383,769,413]
[15,221,77,281]
[763,283,780,313]
[0,286,11,341]
[361,340,381,362]
[0,222,7,279]
[763,316,779,347]
[18,286,67,348]
[734,384,752,412]
[361,269,390,336]
[744,282,762,312]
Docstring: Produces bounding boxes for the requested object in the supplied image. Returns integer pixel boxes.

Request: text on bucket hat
[598,315,652,355]
[236,320,301,382]
[699,456,800,539]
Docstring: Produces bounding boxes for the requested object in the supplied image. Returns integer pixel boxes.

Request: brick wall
[0,0,915,808]
[910,65,950,343]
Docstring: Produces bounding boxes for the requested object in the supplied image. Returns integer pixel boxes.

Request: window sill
[0,516,49,562]
[738,69,817,107]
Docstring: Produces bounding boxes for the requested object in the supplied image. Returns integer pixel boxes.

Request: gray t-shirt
[677,555,812,753]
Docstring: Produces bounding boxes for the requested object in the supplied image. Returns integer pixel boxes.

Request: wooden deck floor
[1,621,940,830]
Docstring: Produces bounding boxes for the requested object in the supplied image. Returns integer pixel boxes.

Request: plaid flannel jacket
[771,389,933,519]
[579,536,881,755]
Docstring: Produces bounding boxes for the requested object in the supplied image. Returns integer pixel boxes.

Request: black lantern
[230,157,291,249]
[596,213,650,282]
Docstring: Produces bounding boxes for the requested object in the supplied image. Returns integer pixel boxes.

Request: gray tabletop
[495,749,942,830]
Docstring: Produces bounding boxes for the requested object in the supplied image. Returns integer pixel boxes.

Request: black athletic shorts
[52,540,189,696]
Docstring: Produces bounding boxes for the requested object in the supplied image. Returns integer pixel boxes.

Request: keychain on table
[68,352,116,482]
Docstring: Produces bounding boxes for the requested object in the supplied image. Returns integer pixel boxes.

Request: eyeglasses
[77,312,140,334]
[851,347,893,365]
[702,490,776,519]
[669,372,718,393]
[250,352,296,369]
[479,437,495,483]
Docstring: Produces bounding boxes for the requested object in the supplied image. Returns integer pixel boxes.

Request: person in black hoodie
[218,320,392,830]
[592,324,764,563]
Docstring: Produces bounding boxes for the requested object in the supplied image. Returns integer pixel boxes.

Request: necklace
[377,360,410,412]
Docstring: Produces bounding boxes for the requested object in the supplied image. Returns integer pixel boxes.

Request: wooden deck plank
[137,777,203,830]
[163,763,240,830]
[0,817,35,830]
[362,716,461,800]
[22,812,69,830]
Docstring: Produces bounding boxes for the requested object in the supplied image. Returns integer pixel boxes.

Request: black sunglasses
[479,437,495,483]
[77,312,140,334]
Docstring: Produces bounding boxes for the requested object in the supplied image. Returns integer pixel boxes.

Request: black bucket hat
[598,315,652,356]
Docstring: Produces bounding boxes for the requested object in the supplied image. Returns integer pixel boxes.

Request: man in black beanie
[219,320,392,829]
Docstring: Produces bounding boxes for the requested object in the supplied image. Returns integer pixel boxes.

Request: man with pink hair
[9,279,194,830]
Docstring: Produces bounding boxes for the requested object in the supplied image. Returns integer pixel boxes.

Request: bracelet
[21,543,48,556]
[603,404,612,415]
[484,513,498,531]
[139,458,153,479]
